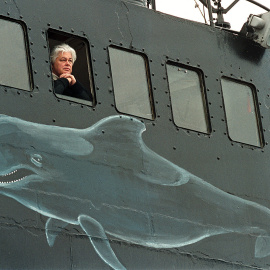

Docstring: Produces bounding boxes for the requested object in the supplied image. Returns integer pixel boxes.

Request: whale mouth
[0,168,33,184]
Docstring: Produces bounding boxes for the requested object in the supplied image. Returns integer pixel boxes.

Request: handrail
[245,0,270,11]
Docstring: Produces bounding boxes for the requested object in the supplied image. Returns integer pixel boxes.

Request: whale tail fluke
[255,235,270,258]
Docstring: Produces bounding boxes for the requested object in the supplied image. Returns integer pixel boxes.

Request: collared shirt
[52,73,59,81]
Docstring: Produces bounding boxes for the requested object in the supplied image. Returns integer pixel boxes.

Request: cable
[194,0,207,23]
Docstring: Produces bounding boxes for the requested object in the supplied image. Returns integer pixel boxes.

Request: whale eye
[31,154,43,168]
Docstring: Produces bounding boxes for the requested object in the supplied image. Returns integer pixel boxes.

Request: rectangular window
[108,46,154,120]
[48,29,94,105]
[166,63,210,133]
[221,78,263,147]
[0,18,31,90]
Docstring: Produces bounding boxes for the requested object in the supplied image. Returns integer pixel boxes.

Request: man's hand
[60,73,76,86]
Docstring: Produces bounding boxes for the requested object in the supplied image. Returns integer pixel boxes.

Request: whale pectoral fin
[255,235,270,258]
[45,218,69,247]
[78,215,126,270]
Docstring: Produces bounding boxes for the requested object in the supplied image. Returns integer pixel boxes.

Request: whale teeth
[3,169,17,176]
[0,176,26,184]
[0,169,31,184]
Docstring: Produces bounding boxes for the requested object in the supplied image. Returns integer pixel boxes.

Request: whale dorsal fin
[85,115,145,144]
[84,115,190,186]
[84,116,146,161]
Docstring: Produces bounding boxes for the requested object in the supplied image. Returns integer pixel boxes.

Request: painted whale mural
[0,114,270,269]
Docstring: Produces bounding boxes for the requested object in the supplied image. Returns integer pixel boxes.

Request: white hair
[50,43,77,64]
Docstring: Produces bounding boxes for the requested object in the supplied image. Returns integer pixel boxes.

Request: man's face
[52,51,73,77]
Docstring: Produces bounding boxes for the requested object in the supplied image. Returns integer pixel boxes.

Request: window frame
[220,76,264,148]
[166,61,211,134]
[47,28,95,106]
[108,45,155,120]
[0,16,33,91]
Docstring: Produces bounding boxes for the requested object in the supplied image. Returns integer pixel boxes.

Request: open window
[47,29,94,105]
[108,46,155,120]
[166,63,210,134]
[0,18,31,90]
[221,77,263,147]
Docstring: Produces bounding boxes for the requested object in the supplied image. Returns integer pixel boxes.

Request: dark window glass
[221,78,262,147]
[109,47,154,120]
[167,63,210,133]
[0,19,31,90]
[48,30,94,105]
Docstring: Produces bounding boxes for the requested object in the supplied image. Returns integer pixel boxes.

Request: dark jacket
[54,78,92,102]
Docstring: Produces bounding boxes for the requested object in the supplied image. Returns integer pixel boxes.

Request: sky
[154,0,269,31]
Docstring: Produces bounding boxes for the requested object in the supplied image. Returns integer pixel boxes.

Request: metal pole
[151,0,156,10]
[206,0,214,26]
[223,0,240,13]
